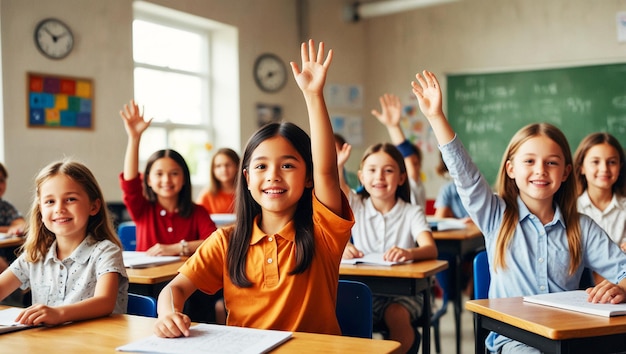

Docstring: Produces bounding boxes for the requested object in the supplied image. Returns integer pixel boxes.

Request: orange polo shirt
[179,191,354,334]
[196,189,235,214]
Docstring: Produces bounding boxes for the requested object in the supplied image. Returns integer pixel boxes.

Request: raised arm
[336,141,353,198]
[371,93,419,182]
[120,99,152,180]
[411,71,454,145]
[290,40,341,214]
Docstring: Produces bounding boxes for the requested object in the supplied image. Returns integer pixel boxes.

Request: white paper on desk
[426,217,467,231]
[341,253,412,266]
[0,308,33,334]
[116,323,292,354]
[122,251,181,269]
[523,290,626,317]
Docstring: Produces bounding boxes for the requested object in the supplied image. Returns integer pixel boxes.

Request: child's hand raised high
[120,99,153,139]
[371,93,402,128]
[411,70,444,120]
[290,39,333,95]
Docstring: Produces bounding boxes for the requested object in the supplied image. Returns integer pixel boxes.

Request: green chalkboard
[446,63,626,186]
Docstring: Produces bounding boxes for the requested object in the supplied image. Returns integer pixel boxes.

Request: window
[132,2,240,189]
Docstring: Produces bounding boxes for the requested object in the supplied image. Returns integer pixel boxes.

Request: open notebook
[523,290,626,317]
[122,251,181,269]
[340,253,412,266]
[116,323,292,354]
[0,308,38,335]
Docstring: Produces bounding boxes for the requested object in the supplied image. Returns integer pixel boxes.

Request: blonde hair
[494,123,581,275]
[22,160,121,262]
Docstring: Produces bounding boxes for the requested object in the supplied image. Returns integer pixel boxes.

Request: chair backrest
[336,280,373,338]
[117,221,136,251]
[473,250,490,300]
[127,293,157,318]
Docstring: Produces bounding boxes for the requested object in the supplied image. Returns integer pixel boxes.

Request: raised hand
[371,93,402,128]
[120,99,152,139]
[336,142,352,169]
[411,70,444,120]
[290,39,333,95]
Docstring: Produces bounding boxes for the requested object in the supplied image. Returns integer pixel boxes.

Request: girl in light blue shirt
[411,70,626,354]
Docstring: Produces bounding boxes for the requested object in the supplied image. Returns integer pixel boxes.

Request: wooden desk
[0,236,24,249]
[466,297,626,354]
[433,223,484,354]
[339,259,448,354]
[0,306,402,353]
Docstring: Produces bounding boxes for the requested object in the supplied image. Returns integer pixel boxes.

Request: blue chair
[117,221,136,251]
[473,250,490,300]
[127,293,157,317]
[336,280,373,338]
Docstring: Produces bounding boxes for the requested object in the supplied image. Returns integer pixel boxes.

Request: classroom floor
[430,294,476,354]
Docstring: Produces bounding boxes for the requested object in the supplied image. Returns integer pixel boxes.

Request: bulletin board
[27,72,94,129]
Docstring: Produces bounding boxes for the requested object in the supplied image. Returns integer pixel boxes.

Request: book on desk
[426,217,467,231]
[523,290,626,317]
[122,251,182,269]
[340,253,412,266]
[116,323,292,354]
[0,307,39,335]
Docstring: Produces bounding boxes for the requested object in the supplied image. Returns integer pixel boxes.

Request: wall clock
[34,18,74,60]
[253,53,287,93]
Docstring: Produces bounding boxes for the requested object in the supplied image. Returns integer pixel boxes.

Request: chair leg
[433,319,441,354]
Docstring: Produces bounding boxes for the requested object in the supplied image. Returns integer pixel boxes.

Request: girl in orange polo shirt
[154,40,354,337]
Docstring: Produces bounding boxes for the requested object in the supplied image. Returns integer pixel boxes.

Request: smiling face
[244,136,311,218]
[580,143,621,193]
[358,151,406,203]
[505,135,571,209]
[213,153,238,186]
[147,157,185,200]
[39,174,100,240]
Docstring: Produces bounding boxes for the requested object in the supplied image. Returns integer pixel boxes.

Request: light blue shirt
[434,181,468,218]
[440,135,626,352]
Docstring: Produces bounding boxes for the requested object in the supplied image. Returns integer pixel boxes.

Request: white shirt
[578,191,626,246]
[348,191,430,253]
[409,178,427,211]
[9,235,128,314]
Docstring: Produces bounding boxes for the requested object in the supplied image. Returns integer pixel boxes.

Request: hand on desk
[342,243,411,262]
[586,279,626,304]
[15,304,61,326]
[154,311,192,338]
[342,243,364,259]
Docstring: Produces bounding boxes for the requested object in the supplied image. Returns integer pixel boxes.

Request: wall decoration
[256,103,282,127]
[27,72,94,129]
[325,83,363,109]
[331,115,363,147]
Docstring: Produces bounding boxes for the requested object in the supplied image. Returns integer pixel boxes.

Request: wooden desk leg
[474,313,487,354]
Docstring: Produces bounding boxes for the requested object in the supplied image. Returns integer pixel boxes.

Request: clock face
[254,54,287,93]
[34,18,74,59]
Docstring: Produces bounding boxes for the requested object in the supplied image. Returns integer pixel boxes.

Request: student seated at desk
[412,69,626,354]
[0,162,26,274]
[154,40,354,338]
[337,136,437,353]
[0,160,128,325]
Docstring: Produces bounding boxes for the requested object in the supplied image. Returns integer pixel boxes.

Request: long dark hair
[228,122,314,287]
[143,149,194,218]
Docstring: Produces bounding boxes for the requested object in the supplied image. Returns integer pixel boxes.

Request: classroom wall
[1,0,625,216]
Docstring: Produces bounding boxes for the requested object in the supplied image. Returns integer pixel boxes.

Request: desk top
[432,223,482,241]
[0,236,24,248]
[339,259,448,278]
[466,297,626,340]
[0,306,401,353]
[126,259,185,284]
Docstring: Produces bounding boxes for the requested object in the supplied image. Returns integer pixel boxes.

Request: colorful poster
[28,73,94,129]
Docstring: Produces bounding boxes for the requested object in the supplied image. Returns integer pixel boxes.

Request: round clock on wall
[253,53,287,93]
[34,18,74,59]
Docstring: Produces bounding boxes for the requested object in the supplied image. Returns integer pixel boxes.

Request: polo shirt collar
[364,197,402,218]
[578,190,622,212]
[44,234,96,265]
[249,215,296,245]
